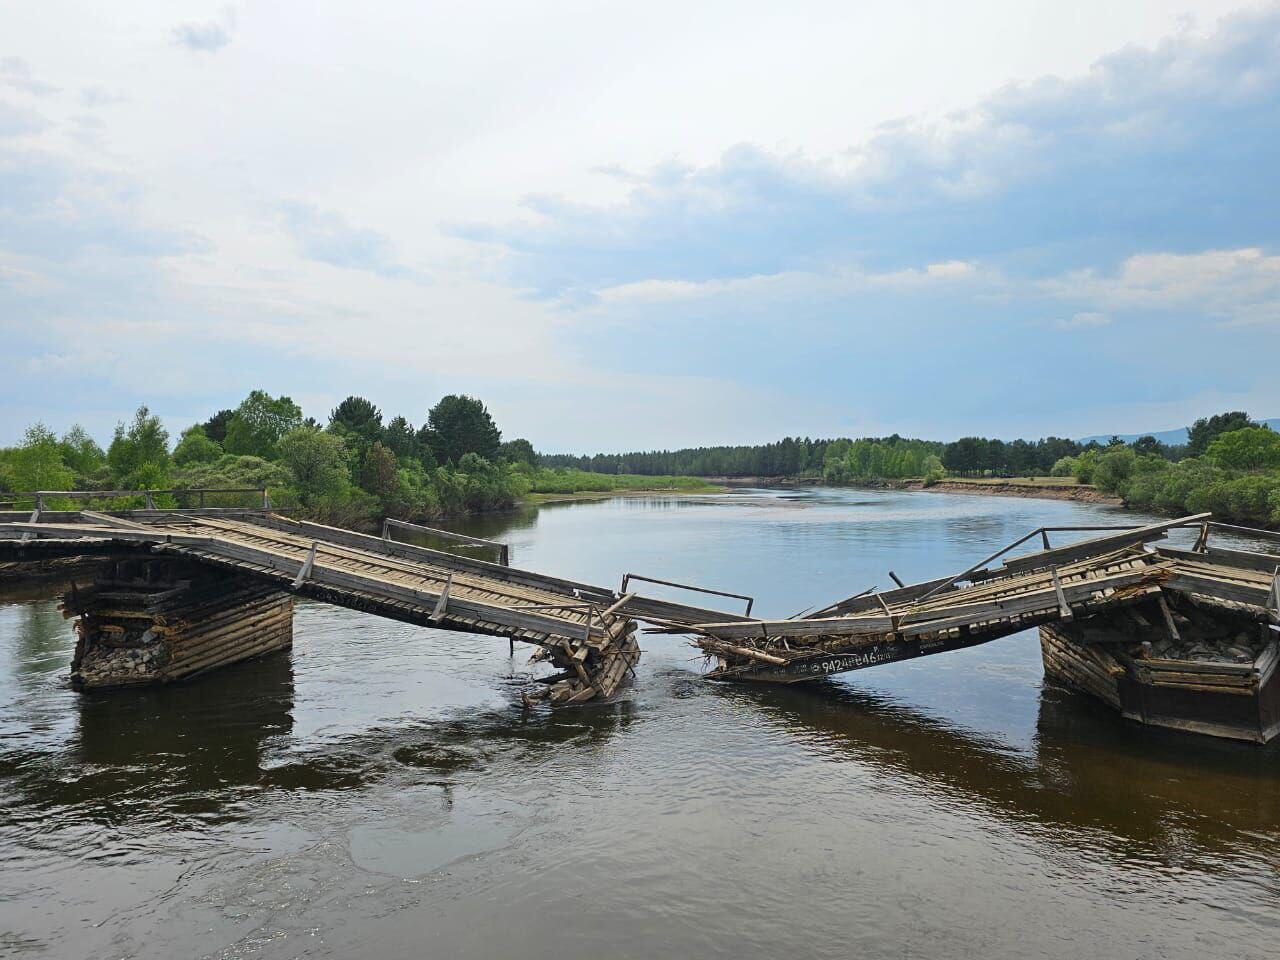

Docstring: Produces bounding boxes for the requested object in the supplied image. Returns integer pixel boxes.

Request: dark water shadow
[713,678,1280,876]
[1,652,297,829]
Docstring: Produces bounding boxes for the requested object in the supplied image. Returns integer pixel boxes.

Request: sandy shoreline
[902,479,1123,505]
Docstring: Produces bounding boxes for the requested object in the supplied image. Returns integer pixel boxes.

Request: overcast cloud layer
[1,1,1277,450]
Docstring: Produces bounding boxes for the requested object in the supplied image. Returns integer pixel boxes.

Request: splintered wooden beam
[1050,568,1073,621]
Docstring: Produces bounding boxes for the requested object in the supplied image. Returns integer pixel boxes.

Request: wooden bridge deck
[1,507,1275,699]
[0,511,745,703]
[689,514,1279,682]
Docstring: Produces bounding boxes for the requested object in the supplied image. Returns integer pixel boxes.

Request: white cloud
[1045,248,1280,325]
[0,58,58,97]
[172,9,236,53]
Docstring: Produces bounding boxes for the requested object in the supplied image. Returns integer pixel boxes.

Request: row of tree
[1077,421,1280,526]
[540,413,1264,483]
[540,437,830,478]
[541,433,1176,480]
[0,392,541,526]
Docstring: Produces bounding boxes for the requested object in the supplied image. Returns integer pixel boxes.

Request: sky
[2,0,1278,452]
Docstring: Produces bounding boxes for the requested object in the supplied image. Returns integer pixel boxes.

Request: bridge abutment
[67,558,293,689]
[1041,595,1279,743]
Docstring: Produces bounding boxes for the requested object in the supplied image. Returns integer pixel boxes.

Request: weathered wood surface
[3,508,1275,702]
[692,515,1266,683]
[1,512,666,703]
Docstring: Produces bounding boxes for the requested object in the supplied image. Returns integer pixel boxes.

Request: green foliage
[498,437,538,467]
[1101,439,1280,527]
[545,436,828,478]
[58,424,106,478]
[825,436,945,481]
[1187,411,1258,457]
[526,468,712,494]
[384,415,427,466]
[1070,449,1100,484]
[382,460,441,520]
[107,407,170,487]
[359,441,399,502]
[1205,427,1280,471]
[201,409,235,444]
[277,427,351,507]
[432,455,528,513]
[172,425,223,466]
[1091,447,1136,494]
[1130,435,1167,458]
[1049,456,1075,477]
[224,390,302,459]
[173,454,292,497]
[427,395,502,464]
[329,396,383,441]
[12,423,75,493]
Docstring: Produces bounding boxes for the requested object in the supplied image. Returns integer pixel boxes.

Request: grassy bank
[524,469,722,501]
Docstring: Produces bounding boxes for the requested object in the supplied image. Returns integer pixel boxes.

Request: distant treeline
[541,437,831,478]
[541,433,1183,480]
[542,411,1279,526]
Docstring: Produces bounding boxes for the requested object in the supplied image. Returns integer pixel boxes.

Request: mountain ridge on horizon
[1078,417,1280,447]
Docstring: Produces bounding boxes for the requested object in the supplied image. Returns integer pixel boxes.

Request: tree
[59,424,106,477]
[201,409,235,444]
[426,395,501,464]
[1130,435,1166,458]
[1187,411,1258,458]
[223,390,302,459]
[277,427,350,506]
[329,396,384,445]
[1205,427,1280,471]
[384,416,420,463]
[359,441,399,501]
[12,423,75,492]
[107,407,171,485]
[173,425,223,466]
[498,438,537,467]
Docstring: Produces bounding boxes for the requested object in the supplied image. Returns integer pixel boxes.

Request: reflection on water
[1,487,1278,959]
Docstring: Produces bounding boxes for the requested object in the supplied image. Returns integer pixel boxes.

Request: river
[1,487,1277,959]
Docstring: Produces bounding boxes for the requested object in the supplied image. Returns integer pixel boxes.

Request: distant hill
[1079,418,1280,446]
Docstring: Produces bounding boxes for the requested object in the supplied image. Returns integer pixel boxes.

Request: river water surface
[1,487,1278,959]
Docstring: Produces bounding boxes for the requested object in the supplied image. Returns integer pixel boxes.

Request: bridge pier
[67,558,293,689]
[1041,594,1280,743]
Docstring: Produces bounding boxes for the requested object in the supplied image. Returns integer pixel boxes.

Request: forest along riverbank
[1,487,1278,960]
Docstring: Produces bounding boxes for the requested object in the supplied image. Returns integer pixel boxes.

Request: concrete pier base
[67,558,293,689]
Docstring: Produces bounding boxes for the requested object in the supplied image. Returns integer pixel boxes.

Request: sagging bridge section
[1,491,1277,735]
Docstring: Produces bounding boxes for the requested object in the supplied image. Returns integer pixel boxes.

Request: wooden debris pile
[67,559,293,689]
[522,606,640,705]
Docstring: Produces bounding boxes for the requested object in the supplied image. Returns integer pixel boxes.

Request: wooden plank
[1163,572,1272,607]
[1158,545,1280,575]
[995,514,1209,576]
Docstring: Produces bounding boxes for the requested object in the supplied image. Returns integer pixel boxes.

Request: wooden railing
[382,517,510,566]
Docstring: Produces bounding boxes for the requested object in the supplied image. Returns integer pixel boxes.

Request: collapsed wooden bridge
[1,493,1277,738]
